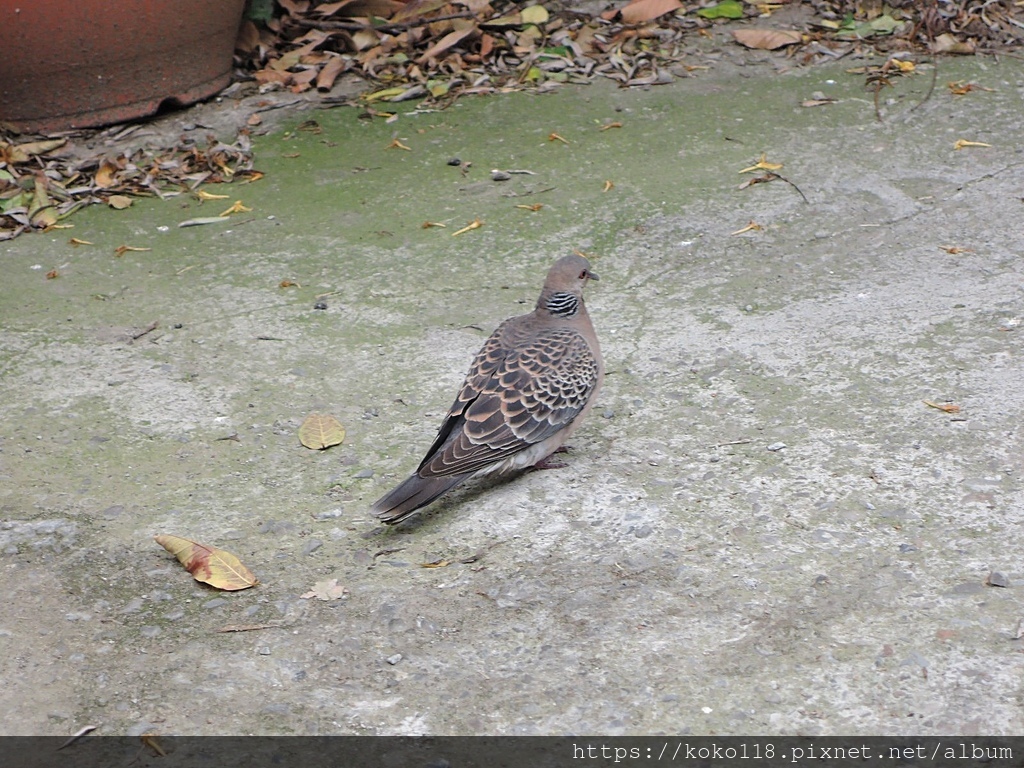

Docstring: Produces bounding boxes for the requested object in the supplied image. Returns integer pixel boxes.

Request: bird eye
[578,270,588,279]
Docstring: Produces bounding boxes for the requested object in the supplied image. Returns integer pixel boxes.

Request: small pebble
[987,571,1010,588]
[314,507,345,520]
[766,442,786,452]
[258,646,272,656]
[140,626,161,638]
[302,539,323,556]
[204,598,228,609]
[386,653,403,665]
[898,543,917,553]
[314,301,328,310]
[634,524,653,539]
[490,170,511,181]
[354,468,374,479]
[603,409,615,419]
[446,158,461,166]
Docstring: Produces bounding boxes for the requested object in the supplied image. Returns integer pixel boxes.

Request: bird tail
[371,472,470,525]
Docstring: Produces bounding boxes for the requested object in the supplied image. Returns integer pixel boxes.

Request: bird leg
[530,446,572,471]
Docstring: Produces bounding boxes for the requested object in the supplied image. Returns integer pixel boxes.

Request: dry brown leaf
[732,29,802,50]
[114,245,151,257]
[420,559,451,568]
[417,27,475,63]
[94,160,120,189]
[107,195,132,209]
[923,400,961,413]
[140,734,166,757]
[300,578,348,600]
[154,534,259,591]
[298,413,346,449]
[338,0,403,16]
[619,0,682,24]
[391,0,450,23]
[932,33,975,55]
[69,237,93,246]
[46,269,59,280]
[3,138,67,164]
[317,55,347,91]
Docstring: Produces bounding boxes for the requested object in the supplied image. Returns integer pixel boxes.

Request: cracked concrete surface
[1,54,1023,736]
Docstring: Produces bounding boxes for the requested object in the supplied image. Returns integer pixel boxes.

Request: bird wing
[418,325,600,477]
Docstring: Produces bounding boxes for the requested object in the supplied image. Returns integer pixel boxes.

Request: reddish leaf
[618,0,682,24]
[417,27,476,63]
[732,29,802,50]
[154,534,258,591]
[317,56,348,91]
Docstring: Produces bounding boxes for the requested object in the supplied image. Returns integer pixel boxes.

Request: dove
[372,254,603,524]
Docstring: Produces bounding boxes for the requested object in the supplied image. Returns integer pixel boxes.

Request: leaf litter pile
[0,132,261,240]
[3,0,1022,240]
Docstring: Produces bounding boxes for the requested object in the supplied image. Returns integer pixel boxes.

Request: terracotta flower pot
[0,0,247,133]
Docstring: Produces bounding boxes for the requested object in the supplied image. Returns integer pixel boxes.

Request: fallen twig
[57,725,99,750]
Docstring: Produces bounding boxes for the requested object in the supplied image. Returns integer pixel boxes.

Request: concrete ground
[1,52,1023,736]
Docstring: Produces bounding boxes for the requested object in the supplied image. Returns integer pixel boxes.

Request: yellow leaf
[730,220,763,235]
[452,218,483,236]
[420,559,451,568]
[386,138,412,151]
[923,400,961,413]
[69,238,94,246]
[953,139,991,150]
[520,5,549,24]
[218,200,252,216]
[298,413,346,450]
[739,153,783,173]
[548,132,570,144]
[114,245,151,257]
[154,534,258,591]
[603,180,615,192]
[364,87,407,102]
[196,190,230,201]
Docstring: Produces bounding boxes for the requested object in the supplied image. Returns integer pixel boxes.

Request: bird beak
[588,271,599,282]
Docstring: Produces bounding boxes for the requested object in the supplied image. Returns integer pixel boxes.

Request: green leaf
[541,46,571,58]
[869,14,899,34]
[697,0,744,20]
[523,66,543,82]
